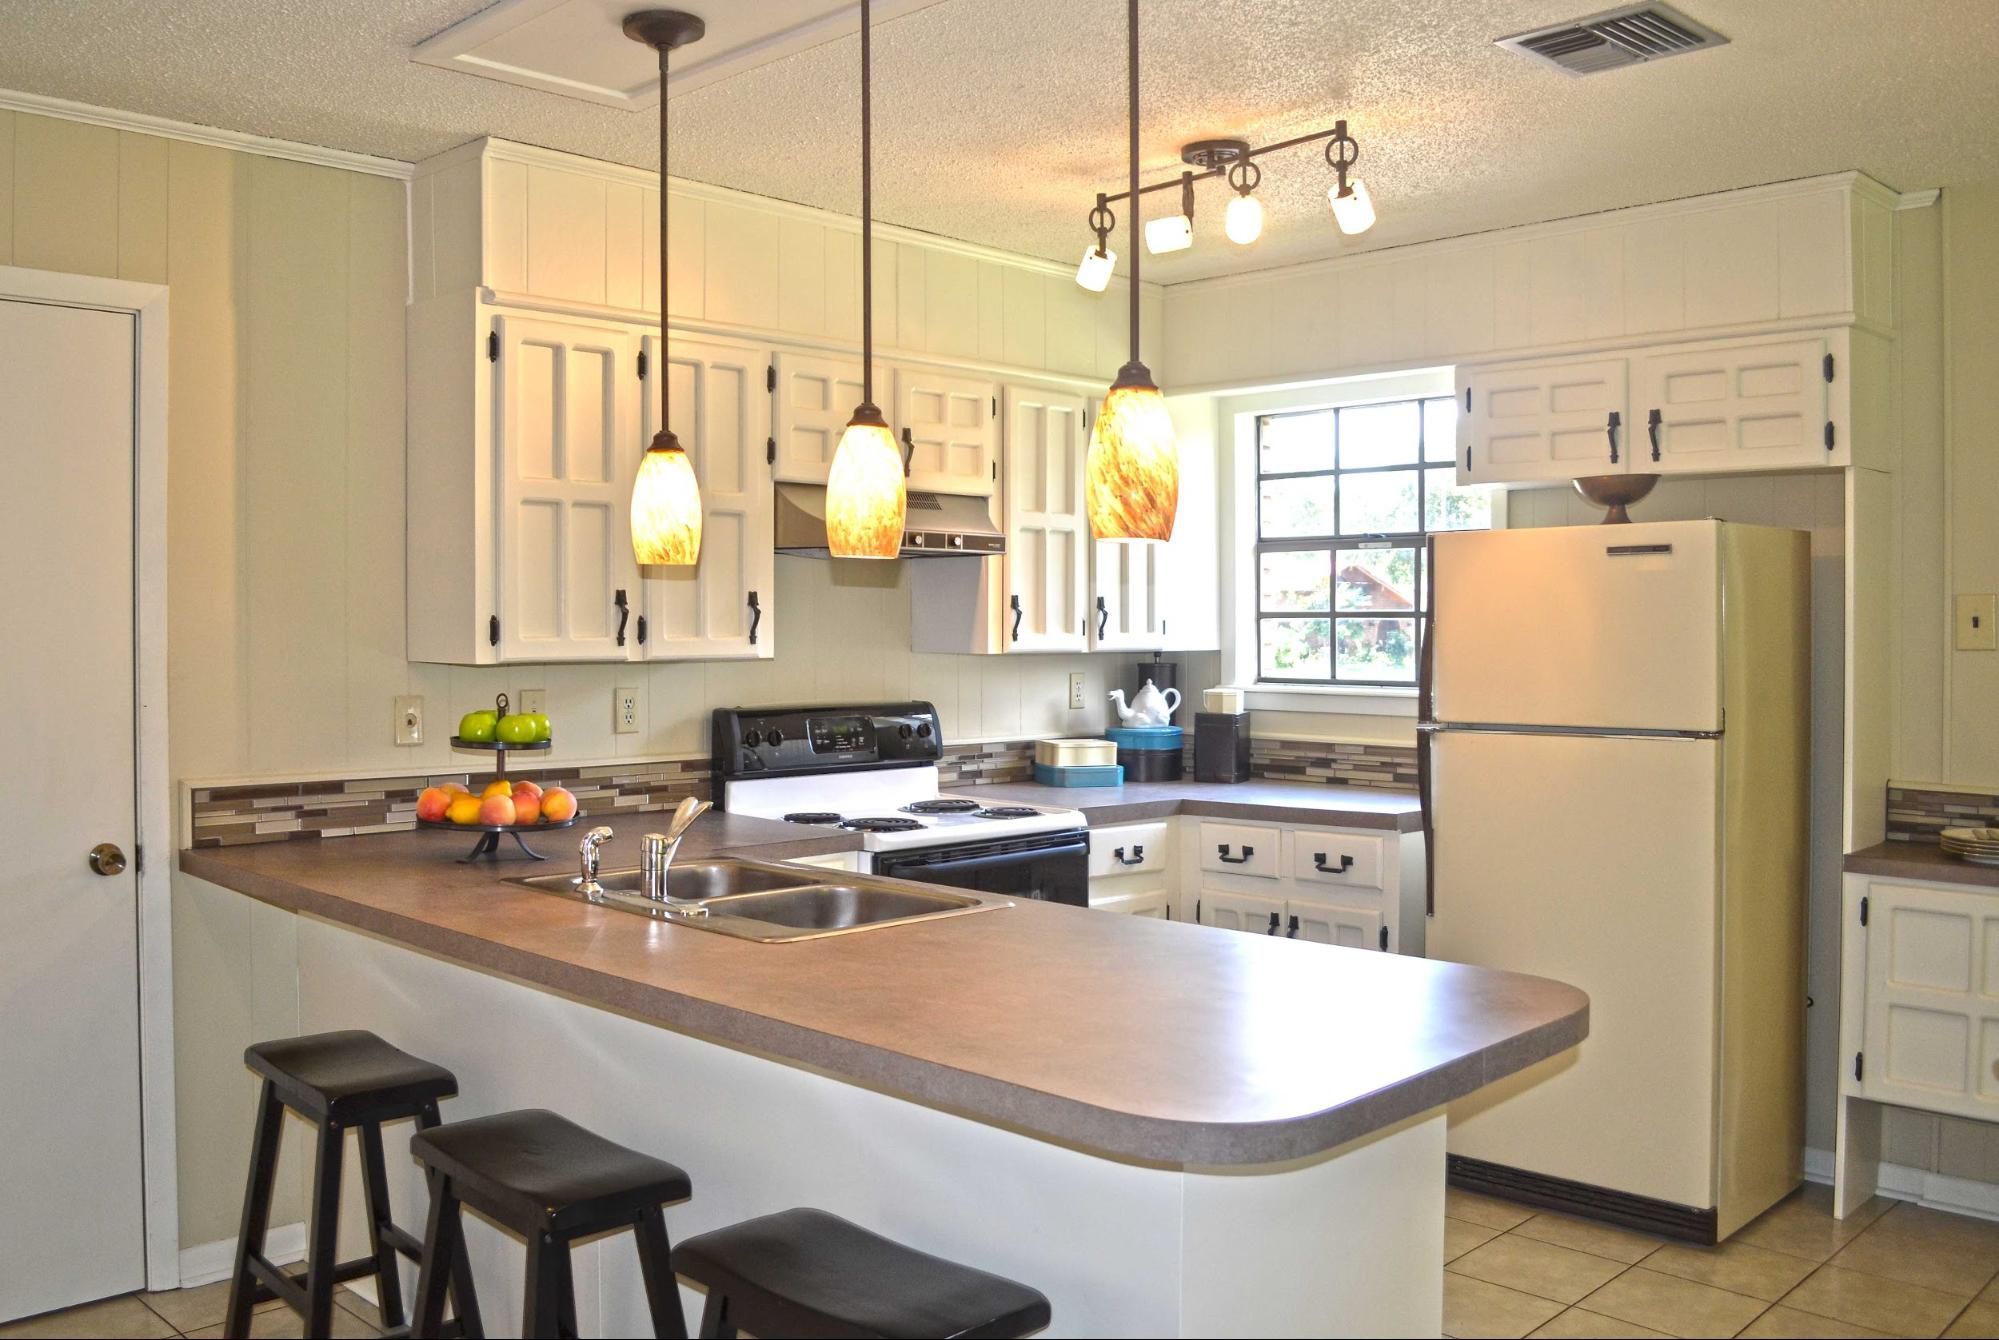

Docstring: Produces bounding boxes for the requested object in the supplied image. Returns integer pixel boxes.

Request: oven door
[873,830,1090,907]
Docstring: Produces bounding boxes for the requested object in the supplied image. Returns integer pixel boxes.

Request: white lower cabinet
[1087,821,1177,921]
[1198,887,1289,936]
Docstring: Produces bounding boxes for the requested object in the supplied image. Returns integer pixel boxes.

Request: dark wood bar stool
[409,1108,693,1340]
[226,1030,474,1340]
[670,1208,1052,1339]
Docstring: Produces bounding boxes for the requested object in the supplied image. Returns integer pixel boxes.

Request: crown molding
[1895,189,1942,211]
[0,86,414,180]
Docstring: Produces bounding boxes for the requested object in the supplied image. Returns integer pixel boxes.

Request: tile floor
[7,1183,1999,1338]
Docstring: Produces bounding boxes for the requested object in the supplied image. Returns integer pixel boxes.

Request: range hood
[774,483,1006,558]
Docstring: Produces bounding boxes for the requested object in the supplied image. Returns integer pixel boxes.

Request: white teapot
[1108,679,1181,727]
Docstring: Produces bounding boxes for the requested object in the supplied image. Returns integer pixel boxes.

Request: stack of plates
[1940,827,1999,866]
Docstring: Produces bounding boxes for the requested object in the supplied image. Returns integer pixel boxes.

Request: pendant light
[625,10,706,566]
[825,0,907,559]
[1086,0,1179,544]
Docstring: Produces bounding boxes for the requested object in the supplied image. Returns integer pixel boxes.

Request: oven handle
[882,839,1089,876]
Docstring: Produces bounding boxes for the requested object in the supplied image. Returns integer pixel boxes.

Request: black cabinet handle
[1113,845,1145,867]
[1648,407,1663,462]
[1217,844,1254,865]
[615,589,630,647]
[1266,911,1281,935]
[1010,594,1023,642]
[1096,595,1109,640]
[747,590,762,645]
[900,426,915,477]
[1286,914,1300,939]
[1606,410,1621,464]
[1313,852,1355,875]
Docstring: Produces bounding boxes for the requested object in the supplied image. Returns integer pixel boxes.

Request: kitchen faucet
[642,796,713,903]
[576,826,614,899]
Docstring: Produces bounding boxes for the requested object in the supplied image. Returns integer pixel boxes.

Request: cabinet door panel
[1091,539,1164,650]
[1635,336,1830,473]
[772,350,863,484]
[1858,880,1999,1121]
[1197,887,1287,936]
[895,366,998,496]
[1003,385,1088,651]
[642,335,775,660]
[1461,357,1627,484]
[1289,900,1385,951]
[493,313,638,662]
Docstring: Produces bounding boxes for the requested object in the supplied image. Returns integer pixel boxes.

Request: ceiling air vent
[1497,3,1727,76]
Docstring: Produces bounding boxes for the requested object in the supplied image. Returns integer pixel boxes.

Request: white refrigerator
[1420,519,1809,1242]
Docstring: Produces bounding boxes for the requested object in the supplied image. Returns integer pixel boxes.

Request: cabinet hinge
[1195,898,1201,924]
[1825,421,1836,451]
[992,460,998,480]
[991,395,998,416]
[1379,925,1388,951]
[766,437,776,465]
[766,363,776,393]
[637,349,648,380]
[1465,444,1472,473]
[134,845,144,874]
[1860,894,1869,926]
[488,615,500,646]
[636,614,648,646]
[1824,352,1835,383]
[1854,1051,1865,1082]
[1464,386,1471,412]
[487,330,500,363]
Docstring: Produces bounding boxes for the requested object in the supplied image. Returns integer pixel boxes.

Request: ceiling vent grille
[1498,3,1727,76]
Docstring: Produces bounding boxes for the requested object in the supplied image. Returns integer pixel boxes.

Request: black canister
[1194,712,1252,783]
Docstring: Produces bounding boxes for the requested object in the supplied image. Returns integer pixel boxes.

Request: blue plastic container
[1032,762,1125,788]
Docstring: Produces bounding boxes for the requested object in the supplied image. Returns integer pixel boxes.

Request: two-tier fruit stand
[420,693,577,862]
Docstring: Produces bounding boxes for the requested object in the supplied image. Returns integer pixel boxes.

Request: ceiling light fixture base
[622,9,707,51]
[1180,139,1250,171]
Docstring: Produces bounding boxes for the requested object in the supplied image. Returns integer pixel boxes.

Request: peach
[479,793,517,826]
[445,793,483,826]
[511,779,543,804]
[441,781,469,795]
[540,787,577,824]
[416,786,453,822]
[481,778,512,800]
[512,790,541,825]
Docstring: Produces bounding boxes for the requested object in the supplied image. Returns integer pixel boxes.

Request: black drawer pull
[1113,845,1145,867]
[1266,911,1281,935]
[1286,914,1300,939]
[1314,852,1355,875]
[1217,844,1254,865]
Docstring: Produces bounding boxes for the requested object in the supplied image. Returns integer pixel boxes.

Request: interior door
[1429,728,1720,1209]
[0,297,147,1320]
[1429,522,1722,732]
[1002,385,1088,652]
[1634,335,1830,473]
[894,365,998,497]
[1461,356,1628,484]
[492,313,640,662]
[641,335,775,660]
[771,350,862,485]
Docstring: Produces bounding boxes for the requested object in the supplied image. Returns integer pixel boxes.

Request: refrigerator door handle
[1419,541,1437,917]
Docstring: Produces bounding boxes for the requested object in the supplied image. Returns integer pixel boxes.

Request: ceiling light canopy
[624,9,707,568]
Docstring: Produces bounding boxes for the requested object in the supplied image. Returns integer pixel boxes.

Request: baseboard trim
[1802,1146,1999,1223]
[177,1223,306,1288]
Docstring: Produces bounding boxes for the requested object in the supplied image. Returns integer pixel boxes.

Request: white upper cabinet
[1001,385,1089,651]
[1459,356,1630,484]
[492,311,642,663]
[1634,331,1843,472]
[1091,539,1166,651]
[639,334,775,660]
[771,350,864,485]
[894,366,999,497]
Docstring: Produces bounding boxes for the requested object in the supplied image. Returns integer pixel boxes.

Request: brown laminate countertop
[1845,841,1999,889]
[180,817,1584,1167]
[968,778,1425,831]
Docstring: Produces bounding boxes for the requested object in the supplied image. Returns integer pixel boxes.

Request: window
[1255,396,1490,686]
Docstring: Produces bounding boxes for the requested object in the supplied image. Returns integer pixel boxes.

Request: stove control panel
[711,702,943,779]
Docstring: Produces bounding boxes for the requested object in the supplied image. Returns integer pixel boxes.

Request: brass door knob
[88,843,127,876]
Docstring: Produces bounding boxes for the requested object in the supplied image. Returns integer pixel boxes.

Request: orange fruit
[481,779,512,799]
[445,794,483,826]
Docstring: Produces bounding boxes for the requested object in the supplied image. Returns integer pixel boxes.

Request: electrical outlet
[1957,595,1998,651]
[614,686,641,734]
[1068,672,1086,710]
[394,696,424,747]
[518,688,547,715]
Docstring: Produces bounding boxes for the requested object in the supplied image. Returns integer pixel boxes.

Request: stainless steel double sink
[509,858,1000,942]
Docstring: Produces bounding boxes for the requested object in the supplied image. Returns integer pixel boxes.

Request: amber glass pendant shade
[826,407,907,559]
[1086,366,1178,543]
[631,429,704,564]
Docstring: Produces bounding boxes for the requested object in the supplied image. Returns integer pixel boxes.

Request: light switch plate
[518,688,547,715]
[1068,672,1086,710]
[614,686,641,734]
[394,696,424,747]
[1957,595,1998,651]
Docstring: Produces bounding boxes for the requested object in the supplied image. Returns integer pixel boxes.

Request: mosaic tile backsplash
[1888,784,1999,843]
[186,735,1421,847]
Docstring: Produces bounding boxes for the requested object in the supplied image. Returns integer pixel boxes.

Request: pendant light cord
[861,0,874,406]
[1127,0,1140,364]
[659,42,671,432]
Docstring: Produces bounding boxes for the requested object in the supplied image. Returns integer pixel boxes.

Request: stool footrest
[246,1252,386,1309]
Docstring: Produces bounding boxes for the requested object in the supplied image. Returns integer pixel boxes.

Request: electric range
[711,702,1090,906]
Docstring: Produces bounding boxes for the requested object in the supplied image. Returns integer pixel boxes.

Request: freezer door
[1429,729,1720,1210]
[1430,522,1722,733]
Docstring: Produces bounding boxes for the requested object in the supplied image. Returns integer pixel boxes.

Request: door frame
[1,265,178,1289]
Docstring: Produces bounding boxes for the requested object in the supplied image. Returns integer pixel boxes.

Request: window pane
[1340,468,1419,534]
[1423,397,1458,463]
[1261,618,1332,679]
[1259,411,1333,475]
[1424,467,1492,531]
[1259,476,1335,537]
[1336,547,1417,612]
[1335,617,1417,682]
[1260,549,1331,612]
[1339,401,1419,468]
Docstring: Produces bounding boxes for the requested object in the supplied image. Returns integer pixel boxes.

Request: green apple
[495,713,539,745]
[528,712,552,742]
[457,709,498,743]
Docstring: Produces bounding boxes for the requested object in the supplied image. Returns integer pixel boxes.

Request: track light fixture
[1075,118,1376,284]
[1076,192,1118,291]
